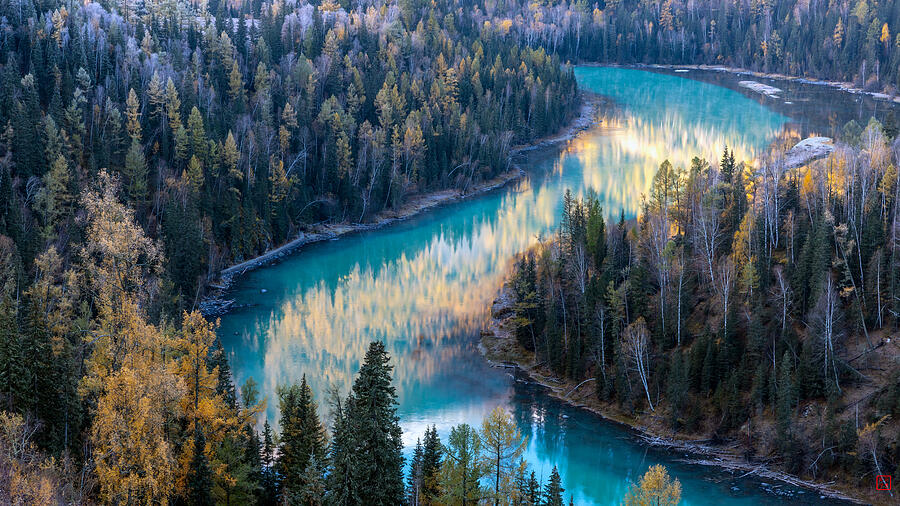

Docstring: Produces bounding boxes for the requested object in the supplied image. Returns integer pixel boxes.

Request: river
[218,67,892,504]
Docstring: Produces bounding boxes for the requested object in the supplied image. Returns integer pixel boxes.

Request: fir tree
[278,375,327,503]
[408,438,424,505]
[187,426,215,506]
[526,471,541,506]
[0,296,26,411]
[541,466,564,506]
[211,338,237,410]
[326,341,404,505]
[421,425,443,503]
[259,420,278,505]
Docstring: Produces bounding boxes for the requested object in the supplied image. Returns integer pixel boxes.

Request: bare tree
[646,212,671,337]
[694,200,721,288]
[717,257,736,337]
[672,246,686,347]
[623,318,654,411]
[809,276,844,395]
[570,242,589,295]
[593,306,607,383]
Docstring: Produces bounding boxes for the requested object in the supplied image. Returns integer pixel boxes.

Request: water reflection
[220,67,799,504]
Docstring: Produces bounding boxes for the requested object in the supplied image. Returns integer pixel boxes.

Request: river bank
[199,94,602,316]
[619,63,900,104]
[479,282,866,505]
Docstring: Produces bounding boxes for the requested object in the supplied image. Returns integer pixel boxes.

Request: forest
[0,0,898,504]
[0,0,583,502]
[505,119,900,499]
[481,0,900,93]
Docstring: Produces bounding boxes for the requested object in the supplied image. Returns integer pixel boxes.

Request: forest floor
[479,282,897,505]
[199,94,602,315]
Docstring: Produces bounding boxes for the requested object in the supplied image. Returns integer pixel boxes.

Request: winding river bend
[218,67,891,504]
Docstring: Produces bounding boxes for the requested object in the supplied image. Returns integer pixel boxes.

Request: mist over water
[219,67,850,504]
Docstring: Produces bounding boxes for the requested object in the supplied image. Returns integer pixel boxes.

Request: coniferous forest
[506,133,900,501]
[0,0,898,504]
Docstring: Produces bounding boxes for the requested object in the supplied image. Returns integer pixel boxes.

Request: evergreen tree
[187,426,215,506]
[408,438,424,505]
[421,425,443,503]
[278,375,327,504]
[526,471,541,506]
[0,296,26,411]
[259,420,278,505]
[326,341,404,505]
[541,466,564,506]
[211,338,237,409]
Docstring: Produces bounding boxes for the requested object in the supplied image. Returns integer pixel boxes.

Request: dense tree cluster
[0,0,578,307]
[479,0,900,93]
[509,119,900,490]
[0,0,578,499]
[235,341,572,506]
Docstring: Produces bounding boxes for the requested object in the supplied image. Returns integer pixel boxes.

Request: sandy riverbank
[199,94,602,316]
[479,282,865,504]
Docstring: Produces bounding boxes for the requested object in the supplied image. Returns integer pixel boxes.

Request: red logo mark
[876,475,891,491]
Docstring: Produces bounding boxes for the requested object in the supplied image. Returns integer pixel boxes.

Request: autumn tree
[480,406,528,505]
[622,465,682,506]
[439,423,487,505]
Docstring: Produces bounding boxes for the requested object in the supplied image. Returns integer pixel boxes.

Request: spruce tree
[0,296,27,411]
[187,426,215,506]
[408,438,424,505]
[541,466,564,506]
[327,341,404,505]
[421,425,443,502]
[259,420,278,505]
[526,471,540,506]
[278,375,326,503]
[211,338,237,410]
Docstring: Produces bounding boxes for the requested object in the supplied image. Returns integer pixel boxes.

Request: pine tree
[776,351,796,446]
[541,466,564,506]
[408,438,424,505]
[421,425,443,503]
[526,471,541,506]
[326,341,404,505]
[0,296,26,411]
[278,375,326,503]
[187,426,215,506]
[23,297,54,423]
[259,420,278,505]
[123,139,148,204]
[211,339,237,409]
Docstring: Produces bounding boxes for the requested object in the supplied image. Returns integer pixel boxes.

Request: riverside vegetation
[0,0,897,504]
[495,121,900,503]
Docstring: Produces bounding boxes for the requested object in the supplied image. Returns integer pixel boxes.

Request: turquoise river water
[219,67,886,504]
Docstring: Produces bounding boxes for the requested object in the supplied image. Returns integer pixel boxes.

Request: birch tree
[623,318,654,411]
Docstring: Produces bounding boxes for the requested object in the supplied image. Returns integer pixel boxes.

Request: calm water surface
[219,67,862,504]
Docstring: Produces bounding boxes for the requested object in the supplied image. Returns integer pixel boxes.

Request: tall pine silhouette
[327,341,404,505]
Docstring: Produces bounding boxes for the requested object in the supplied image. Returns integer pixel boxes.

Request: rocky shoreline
[199,94,602,316]
[479,282,864,505]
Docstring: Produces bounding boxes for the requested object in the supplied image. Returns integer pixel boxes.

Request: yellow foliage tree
[622,464,682,506]
[172,311,243,497]
[479,406,528,505]
[93,361,185,506]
